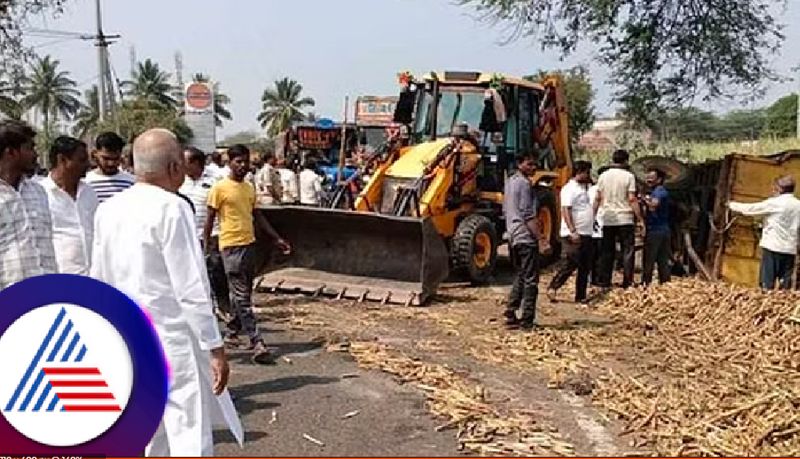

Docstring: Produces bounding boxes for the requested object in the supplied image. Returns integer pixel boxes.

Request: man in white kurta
[91,129,234,456]
[40,136,98,275]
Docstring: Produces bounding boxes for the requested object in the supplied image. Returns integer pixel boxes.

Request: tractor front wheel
[451,214,498,284]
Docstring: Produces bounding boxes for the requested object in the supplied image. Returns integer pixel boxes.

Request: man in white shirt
[277,157,299,204]
[92,128,235,456]
[254,153,283,208]
[729,175,800,290]
[593,150,644,288]
[299,159,323,206]
[40,136,98,275]
[588,166,608,286]
[179,147,231,320]
[0,121,58,289]
[85,131,135,203]
[205,150,230,180]
[547,161,594,303]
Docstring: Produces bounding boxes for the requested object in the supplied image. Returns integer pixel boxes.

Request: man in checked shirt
[0,121,57,289]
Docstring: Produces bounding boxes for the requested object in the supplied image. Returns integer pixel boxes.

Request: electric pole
[95,0,107,122]
[93,0,120,122]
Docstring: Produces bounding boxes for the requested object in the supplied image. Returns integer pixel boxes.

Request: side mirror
[394,87,416,124]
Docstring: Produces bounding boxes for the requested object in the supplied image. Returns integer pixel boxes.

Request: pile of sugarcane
[588,279,800,456]
[348,341,575,456]
[420,279,800,456]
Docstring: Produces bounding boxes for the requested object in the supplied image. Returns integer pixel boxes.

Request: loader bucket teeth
[253,206,449,306]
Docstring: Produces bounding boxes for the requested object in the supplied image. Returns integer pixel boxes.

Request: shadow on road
[234,375,340,397]
[230,375,338,416]
[214,429,268,445]
[269,340,324,358]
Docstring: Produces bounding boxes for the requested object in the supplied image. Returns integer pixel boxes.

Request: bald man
[91,129,238,456]
[729,175,800,290]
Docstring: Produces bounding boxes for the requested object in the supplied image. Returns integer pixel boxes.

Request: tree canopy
[97,99,192,145]
[123,59,178,109]
[762,94,797,139]
[0,1,67,78]
[460,0,785,125]
[527,66,595,143]
[258,77,315,137]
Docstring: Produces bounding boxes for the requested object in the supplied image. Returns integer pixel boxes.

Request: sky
[24,0,800,139]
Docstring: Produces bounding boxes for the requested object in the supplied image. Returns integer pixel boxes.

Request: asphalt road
[214,328,463,457]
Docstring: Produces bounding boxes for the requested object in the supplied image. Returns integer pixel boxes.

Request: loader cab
[396,73,544,193]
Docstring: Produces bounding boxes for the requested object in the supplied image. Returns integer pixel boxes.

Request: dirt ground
[232,258,641,457]
[226,255,800,457]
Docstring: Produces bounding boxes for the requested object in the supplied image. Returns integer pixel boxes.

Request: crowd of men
[3,117,800,454]
[0,121,300,455]
[503,149,800,330]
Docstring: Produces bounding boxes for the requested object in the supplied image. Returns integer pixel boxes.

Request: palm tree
[21,55,80,135]
[123,59,177,109]
[73,85,99,139]
[257,77,315,136]
[192,73,232,127]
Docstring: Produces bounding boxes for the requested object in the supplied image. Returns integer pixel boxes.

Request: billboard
[355,96,398,126]
[183,82,216,154]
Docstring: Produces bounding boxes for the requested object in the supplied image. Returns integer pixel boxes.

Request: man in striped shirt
[85,132,135,203]
[180,147,231,322]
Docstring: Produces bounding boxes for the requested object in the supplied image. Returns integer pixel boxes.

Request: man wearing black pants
[642,168,672,285]
[503,152,550,330]
[594,150,644,288]
[547,161,595,303]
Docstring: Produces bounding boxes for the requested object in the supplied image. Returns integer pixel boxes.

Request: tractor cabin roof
[421,71,544,92]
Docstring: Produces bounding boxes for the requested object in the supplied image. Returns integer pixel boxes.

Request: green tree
[20,55,80,136]
[221,130,260,145]
[528,66,595,142]
[192,73,232,127]
[97,99,193,144]
[763,94,797,138]
[257,77,315,137]
[0,1,68,77]
[0,81,25,120]
[460,0,784,125]
[123,59,178,109]
[72,85,99,140]
[715,109,766,141]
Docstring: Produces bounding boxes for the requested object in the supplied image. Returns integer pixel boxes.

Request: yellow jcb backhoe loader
[255,71,572,305]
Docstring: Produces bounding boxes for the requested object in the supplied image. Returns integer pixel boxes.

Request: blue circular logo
[0,274,168,455]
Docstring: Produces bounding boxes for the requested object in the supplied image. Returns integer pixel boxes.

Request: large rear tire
[451,214,498,284]
[536,190,561,265]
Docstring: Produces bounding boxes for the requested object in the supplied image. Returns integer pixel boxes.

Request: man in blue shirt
[642,168,671,285]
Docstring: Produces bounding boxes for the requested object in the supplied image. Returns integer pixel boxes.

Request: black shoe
[251,341,276,365]
[519,322,537,331]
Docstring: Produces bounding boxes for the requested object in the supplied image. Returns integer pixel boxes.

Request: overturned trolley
[254,206,449,306]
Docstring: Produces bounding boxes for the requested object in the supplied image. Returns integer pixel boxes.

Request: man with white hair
[729,175,800,290]
[91,128,235,456]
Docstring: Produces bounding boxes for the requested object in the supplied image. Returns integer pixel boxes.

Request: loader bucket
[253,206,449,306]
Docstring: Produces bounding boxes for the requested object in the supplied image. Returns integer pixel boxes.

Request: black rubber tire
[451,214,498,284]
[536,190,561,266]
